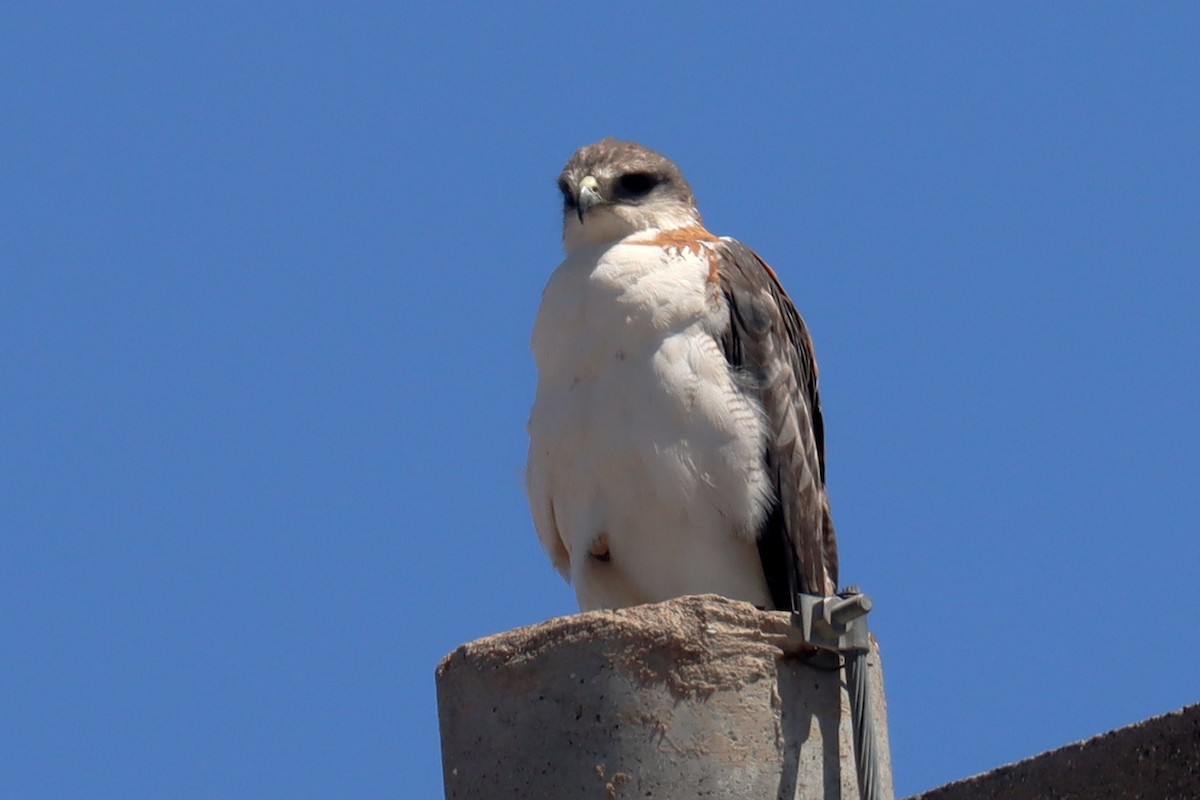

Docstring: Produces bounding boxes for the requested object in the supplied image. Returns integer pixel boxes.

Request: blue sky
[2,3,1197,798]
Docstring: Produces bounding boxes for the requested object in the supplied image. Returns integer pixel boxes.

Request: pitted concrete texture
[436,594,892,800]
[908,702,1200,800]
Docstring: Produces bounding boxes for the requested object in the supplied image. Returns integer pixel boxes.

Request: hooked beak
[577,175,602,223]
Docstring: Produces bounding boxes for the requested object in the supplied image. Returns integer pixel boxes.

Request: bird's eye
[615,172,658,198]
[558,178,577,209]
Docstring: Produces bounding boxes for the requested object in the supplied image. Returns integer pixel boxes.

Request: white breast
[527,235,774,610]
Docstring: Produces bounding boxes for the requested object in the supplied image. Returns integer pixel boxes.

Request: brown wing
[715,239,839,608]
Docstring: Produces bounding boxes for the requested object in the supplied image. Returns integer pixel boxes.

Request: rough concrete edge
[436,593,807,676]
[905,701,1200,799]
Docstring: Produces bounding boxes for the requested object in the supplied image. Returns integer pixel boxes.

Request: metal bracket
[789,586,886,800]
[791,587,873,655]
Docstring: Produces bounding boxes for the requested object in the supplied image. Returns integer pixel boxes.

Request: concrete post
[436,594,893,800]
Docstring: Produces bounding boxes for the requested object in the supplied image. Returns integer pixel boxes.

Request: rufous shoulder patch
[633,225,723,286]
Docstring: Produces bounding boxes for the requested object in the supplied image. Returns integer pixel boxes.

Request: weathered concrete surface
[908,702,1200,800]
[436,594,892,800]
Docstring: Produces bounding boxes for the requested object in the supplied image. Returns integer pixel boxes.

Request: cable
[845,648,884,800]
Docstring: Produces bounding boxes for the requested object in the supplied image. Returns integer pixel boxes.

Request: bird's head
[557,138,702,253]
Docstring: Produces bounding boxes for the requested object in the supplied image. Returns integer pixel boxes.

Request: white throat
[562,203,702,256]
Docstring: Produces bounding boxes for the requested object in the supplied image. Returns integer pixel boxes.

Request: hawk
[526,138,838,613]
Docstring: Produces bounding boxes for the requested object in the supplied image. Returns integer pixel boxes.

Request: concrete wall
[436,594,892,800]
[908,702,1200,800]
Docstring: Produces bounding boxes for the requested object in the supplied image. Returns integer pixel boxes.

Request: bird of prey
[526,138,838,613]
